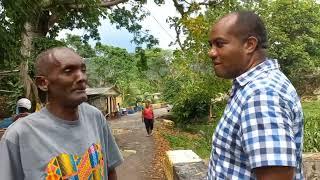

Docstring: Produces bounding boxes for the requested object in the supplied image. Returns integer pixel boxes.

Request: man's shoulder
[79,103,105,123]
[243,70,292,93]
[239,72,300,108]
[1,111,42,143]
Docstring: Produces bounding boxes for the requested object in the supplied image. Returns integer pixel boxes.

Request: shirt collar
[234,59,280,87]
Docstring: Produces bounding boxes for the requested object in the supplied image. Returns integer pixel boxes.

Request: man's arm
[240,90,298,179]
[108,168,117,180]
[254,166,294,180]
[0,139,24,180]
[141,110,144,122]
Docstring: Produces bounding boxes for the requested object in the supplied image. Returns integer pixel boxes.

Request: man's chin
[214,69,235,79]
[77,95,88,104]
[68,95,88,107]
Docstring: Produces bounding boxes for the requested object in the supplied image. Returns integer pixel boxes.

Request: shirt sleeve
[103,119,124,170]
[0,138,24,180]
[240,90,297,169]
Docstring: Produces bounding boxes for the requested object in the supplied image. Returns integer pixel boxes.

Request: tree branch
[100,0,128,7]
[172,0,185,16]
[0,69,19,75]
[175,24,185,51]
[66,0,128,9]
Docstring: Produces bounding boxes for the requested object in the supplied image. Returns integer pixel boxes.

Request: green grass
[162,132,211,159]
[302,100,320,152]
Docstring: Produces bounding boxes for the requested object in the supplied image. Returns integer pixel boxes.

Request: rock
[112,128,132,135]
[163,119,174,129]
[121,149,137,159]
[164,150,206,180]
[303,153,320,179]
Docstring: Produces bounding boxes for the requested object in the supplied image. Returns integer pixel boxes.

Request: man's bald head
[215,11,268,49]
[35,47,78,76]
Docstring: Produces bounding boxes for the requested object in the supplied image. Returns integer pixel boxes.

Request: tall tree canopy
[0,0,166,102]
[163,0,320,122]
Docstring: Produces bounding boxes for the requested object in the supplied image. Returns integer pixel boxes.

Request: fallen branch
[0,90,15,93]
[0,70,19,75]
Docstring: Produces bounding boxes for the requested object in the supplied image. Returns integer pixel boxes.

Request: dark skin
[208,14,294,179]
[109,169,117,180]
[35,48,118,180]
[36,48,87,120]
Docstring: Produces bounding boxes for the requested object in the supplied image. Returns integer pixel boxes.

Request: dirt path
[109,108,168,180]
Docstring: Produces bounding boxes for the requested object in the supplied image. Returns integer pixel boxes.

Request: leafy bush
[172,85,211,124]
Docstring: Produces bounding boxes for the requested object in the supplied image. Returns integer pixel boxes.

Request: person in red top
[141,101,154,136]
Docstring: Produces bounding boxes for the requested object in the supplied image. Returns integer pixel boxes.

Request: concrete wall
[303,153,320,179]
[165,150,320,180]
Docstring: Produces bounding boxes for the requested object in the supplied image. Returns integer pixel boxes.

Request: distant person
[116,103,121,118]
[13,98,32,121]
[142,101,154,136]
[207,11,303,179]
[0,98,32,129]
[0,47,123,180]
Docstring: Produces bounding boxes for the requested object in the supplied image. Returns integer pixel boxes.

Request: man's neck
[245,50,266,73]
[46,102,79,121]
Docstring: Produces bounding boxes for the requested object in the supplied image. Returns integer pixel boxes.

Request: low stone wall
[303,153,320,179]
[165,150,320,180]
[165,150,207,180]
[151,103,163,109]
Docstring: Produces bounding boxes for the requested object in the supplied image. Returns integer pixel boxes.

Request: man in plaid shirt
[207,11,304,179]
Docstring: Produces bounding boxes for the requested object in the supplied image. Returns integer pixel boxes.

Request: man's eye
[64,69,71,73]
[82,67,86,73]
[215,41,224,48]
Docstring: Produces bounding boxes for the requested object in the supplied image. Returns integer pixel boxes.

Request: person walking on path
[0,47,123,180]
[142,101,154,136]
[207,11,304,179]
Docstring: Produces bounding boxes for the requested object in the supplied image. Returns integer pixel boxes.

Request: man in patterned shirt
[207,11,304,179]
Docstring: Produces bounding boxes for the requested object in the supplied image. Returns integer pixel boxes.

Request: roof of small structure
[86,86,120,96]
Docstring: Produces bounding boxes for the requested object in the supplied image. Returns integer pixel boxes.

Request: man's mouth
[73,87,86,93]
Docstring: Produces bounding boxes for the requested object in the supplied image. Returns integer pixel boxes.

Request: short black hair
[232,11,268,49]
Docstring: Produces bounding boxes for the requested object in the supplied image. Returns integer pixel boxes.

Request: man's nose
[208,47,218,59]
[75,70,87,83]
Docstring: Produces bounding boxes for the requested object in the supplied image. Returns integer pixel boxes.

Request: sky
[57,1,180,52]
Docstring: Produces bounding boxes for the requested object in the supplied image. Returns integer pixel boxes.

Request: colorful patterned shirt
[207,59,304,179]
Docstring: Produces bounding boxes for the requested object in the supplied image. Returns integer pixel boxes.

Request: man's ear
[35,76,49,92]
[244,36,258,54]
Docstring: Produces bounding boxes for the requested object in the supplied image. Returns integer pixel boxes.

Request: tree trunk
[19,0,128,104]
[20,22,44,103]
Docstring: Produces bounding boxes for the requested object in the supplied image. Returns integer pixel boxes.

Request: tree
[0,0,164,102]
[63,34,96,58]
[258,0,320,92]
[164,0,320,122]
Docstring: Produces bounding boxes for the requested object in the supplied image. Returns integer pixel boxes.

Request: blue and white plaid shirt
[207,59,304,179]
